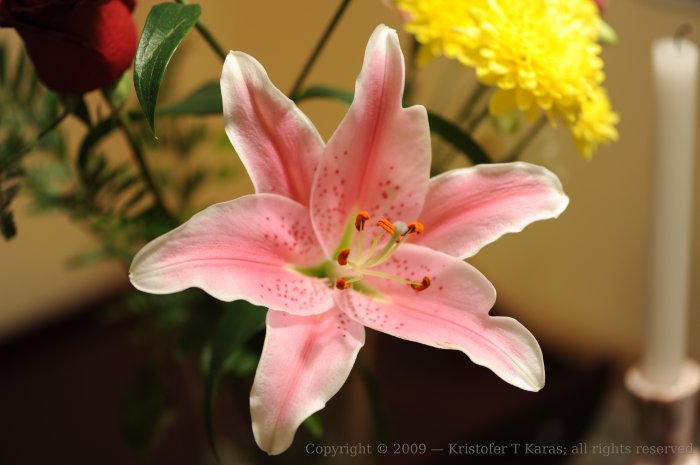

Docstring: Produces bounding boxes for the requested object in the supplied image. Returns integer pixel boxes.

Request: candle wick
[674,24,693,50]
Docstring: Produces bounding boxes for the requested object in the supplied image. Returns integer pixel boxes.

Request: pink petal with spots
[251,309,364,455]
[310,25,431,255]
[335,244,544,391]
[222,52,324,206]
[129,194,333,315]
[414,162,569,259]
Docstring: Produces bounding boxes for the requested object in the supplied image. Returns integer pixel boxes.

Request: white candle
[643,36,698,386]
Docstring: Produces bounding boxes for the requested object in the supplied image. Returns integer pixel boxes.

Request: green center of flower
[333,211,430,292]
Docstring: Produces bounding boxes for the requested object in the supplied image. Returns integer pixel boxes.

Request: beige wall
[1,0,700,367]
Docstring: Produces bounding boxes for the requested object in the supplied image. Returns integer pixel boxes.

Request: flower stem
[457,83,488,125]
[289,0,353,99]
[175,0,228,61]
[0,108,70,171]
[115,108,178,225]
[431,83,489,170]
[504,116,547,162]
[466,104,490,133]
[194,22,228,61]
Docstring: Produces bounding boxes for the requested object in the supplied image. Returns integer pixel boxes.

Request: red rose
[0,0,138,94]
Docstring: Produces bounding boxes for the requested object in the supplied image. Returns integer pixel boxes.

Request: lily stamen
[410,276,431,291]
[377,218,394,235]
[337,248,350,266]
[406,221,424,235]
[355,211,370,231]
[354,211,370,256]
[360,268,424,286]
[361,234,382,263]
[365,229,402,267]
[340,212,431,291]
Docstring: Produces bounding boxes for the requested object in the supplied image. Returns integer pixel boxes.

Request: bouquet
[0,0,617,460]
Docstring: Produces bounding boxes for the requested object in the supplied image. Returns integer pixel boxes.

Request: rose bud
[0,0,138,95]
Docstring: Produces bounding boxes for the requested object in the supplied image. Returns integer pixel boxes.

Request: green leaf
[134,3,202,134]
[120,186,149,215]
[303,414,324,439]
[426,112,491,165]
[203,301,265,459]
[222,346,260,377]
[1,211,17,240]
[38,92,60,128]
[127,81,222,120]
[72,100,92,127]
[295,85,492,165]
[59,95,91,127]
[159,81,222,116]
[112,173,140,197]
[295,85,353,104]
[1,184,21,210]
[77,117,120,187]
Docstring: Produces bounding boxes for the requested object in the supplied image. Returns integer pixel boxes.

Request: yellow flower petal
[395,0,619,157]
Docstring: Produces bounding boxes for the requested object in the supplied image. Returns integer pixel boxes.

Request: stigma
[333,212,430,292]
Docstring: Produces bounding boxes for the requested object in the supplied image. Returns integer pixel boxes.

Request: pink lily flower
[129,25,568,455]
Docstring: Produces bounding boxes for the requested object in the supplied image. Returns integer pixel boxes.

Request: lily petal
[335,244,544,391]
[130,194,334,315]
[222,52,324,206]
[311,25,431,254]
[413,162,569,259]
[251,309,365,455]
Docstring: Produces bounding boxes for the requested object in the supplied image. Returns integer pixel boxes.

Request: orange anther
[410,276,431,291]
[355,211,370,231]
[337,248,350,266]
[377,218,395,235]
[406,221,424,235]
[335,278,350,290]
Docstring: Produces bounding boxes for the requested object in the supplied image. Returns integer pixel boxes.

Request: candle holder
[625,360,700,465]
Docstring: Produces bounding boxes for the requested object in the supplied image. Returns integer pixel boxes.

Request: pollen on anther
[355,211,370,231]
[407,221,424,235]
[337,248,350,266]
[336,278,350,290]
[377,218,394,235]
[410,276,431,292]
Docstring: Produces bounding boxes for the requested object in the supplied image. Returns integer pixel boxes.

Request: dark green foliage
[157,81,222,117]
[202,301,266,458]
[134,2,202,134]
[0,210,16,239]
[0,45,67,240]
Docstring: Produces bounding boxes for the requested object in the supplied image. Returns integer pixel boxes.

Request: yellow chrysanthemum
[568,87,619,159]
[464,0,603,122]
[394,0,618,157]
[394,0,484,64]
